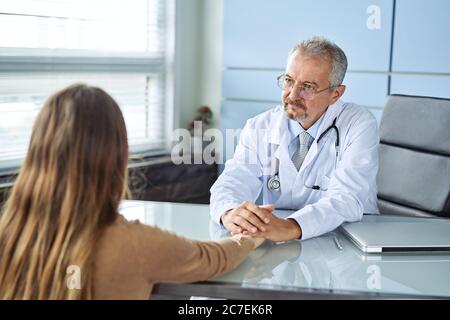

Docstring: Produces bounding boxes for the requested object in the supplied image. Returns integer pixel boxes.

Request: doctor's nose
[287,86,303,101]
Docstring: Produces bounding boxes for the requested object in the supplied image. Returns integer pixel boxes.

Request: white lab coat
[210,100,379,240]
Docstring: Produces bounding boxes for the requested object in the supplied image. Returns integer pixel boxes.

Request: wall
[221,0,393,132]
[197,0,224,129]
[390,0,450,97]
[174,0,201,130]
[176,0,450,137]
[175,0,223,130]
[220,0,450,160]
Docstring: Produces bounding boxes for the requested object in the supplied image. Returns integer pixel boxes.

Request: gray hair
[290,36,348,88]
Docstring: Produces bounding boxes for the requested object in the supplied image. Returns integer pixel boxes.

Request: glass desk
[120,200,450,299]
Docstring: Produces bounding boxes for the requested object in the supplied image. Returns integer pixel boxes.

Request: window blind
[0,0,173,170]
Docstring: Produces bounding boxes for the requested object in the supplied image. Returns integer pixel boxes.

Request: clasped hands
[221,201,302,242]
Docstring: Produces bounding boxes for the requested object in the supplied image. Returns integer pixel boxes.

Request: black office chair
[377,94,450,218]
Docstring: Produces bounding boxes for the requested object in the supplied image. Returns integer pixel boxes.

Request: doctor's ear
[330,85,346,104]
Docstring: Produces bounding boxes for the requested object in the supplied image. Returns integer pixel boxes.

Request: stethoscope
[267,116,340,192]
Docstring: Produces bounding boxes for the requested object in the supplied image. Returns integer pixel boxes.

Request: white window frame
[0,0,176,174]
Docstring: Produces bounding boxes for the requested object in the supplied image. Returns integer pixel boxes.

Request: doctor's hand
[245,216,302,242]
[221,202,274,235]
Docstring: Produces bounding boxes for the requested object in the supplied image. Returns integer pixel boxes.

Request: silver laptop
[340,215,450,253]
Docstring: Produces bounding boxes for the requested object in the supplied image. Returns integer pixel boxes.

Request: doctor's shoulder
[243,105,284,130]
[339,102,379,143]
[340,102,378,130]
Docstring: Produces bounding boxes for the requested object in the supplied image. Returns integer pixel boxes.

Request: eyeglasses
[277,74,336,101]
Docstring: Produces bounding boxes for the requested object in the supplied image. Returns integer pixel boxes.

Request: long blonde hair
[0,84,129,299]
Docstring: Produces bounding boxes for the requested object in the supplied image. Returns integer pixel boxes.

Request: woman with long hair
[0,84,265,299]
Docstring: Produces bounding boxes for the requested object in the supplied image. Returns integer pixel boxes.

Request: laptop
[339,215,450,253]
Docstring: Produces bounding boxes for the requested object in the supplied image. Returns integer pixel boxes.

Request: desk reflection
[121,201,450,298]
[209,217,450,297]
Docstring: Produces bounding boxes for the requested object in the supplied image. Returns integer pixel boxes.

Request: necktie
[291,131,313,171]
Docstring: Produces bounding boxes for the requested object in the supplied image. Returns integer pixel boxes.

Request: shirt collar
[288,111,326,141]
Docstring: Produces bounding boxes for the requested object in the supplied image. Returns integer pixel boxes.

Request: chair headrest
[380,94,450,156]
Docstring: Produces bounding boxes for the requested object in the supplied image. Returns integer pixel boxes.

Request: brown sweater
[93,215,254,299]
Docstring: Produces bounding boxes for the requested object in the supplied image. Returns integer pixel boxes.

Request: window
[0,0,174,171]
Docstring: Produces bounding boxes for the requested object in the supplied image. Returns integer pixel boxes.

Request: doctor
[210,36,379,242]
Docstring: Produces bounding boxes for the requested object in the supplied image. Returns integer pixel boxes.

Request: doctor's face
[281,52,344,129]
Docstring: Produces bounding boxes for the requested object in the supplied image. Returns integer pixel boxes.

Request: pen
[334,236,343,251]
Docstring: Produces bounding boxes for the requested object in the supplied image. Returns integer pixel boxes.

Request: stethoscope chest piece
[267,174,281,192]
